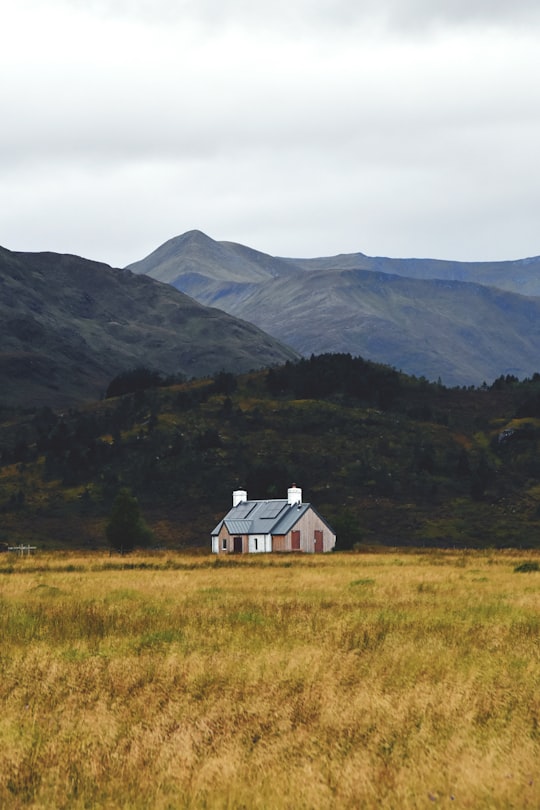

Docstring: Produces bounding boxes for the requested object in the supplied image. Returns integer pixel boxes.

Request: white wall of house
[212,537,219,554]
[248,534,272,553]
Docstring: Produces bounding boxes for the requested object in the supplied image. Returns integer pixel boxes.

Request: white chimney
[233,489,247,507]
[287,484,302,506]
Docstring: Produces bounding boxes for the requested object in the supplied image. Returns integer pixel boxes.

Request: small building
[211,484,336,554]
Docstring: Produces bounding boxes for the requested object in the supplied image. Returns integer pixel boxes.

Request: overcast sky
[2,1,540,267]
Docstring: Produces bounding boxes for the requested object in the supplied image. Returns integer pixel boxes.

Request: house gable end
[302,504,336,537]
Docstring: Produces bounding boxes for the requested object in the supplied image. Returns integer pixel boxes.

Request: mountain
[128,231,540,386]
[132,229,296,286]
[0,246,298,408]
[282,253,540,297]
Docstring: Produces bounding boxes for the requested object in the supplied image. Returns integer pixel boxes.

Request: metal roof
[211,498,311,536]
[223,519,253,534]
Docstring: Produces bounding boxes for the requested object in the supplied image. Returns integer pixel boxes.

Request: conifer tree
[106,488,152,553]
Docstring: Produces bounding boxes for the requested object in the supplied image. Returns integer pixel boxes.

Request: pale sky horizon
[2,1,540,268]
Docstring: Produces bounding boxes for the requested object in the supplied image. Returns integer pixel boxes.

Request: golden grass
[0,550,538,809]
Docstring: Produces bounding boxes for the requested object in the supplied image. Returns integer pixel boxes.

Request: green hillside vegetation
[2,353,540,550]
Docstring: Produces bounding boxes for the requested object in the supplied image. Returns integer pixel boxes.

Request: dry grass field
[0,549,538,809]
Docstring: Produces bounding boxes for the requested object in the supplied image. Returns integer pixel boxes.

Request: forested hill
[2,353,540,551]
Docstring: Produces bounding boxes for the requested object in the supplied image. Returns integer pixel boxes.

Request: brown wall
[282,509,335,553]
[217,524,247,554]
[272,535,287,552]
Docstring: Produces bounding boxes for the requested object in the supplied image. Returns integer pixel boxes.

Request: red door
[233,536,243,553]
[291,530,301,550]
[314,530,323,553]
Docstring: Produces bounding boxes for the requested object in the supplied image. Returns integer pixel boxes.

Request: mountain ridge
[129,230,540,294]
[128,231,540,386]
[282,251,540,296]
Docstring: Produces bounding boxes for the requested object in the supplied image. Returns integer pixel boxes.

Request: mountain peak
[176,229,214,244]
[127,229,295,286]
[146,229,217,260]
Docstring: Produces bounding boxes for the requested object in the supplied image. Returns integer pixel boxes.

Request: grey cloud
[63,0,540,30]
[338,0,540,29]
[2,0,540,267]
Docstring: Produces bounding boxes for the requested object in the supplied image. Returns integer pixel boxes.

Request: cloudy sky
[2,1,540,267]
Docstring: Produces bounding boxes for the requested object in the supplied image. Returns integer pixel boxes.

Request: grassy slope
[0,550,538,809]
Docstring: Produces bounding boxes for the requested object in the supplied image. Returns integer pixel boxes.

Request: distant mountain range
[4,230,540,408]
[128,230,540,386]
[0,246,298,408]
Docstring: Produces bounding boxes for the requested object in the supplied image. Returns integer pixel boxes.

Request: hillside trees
[3,356,540,548]
[41,413,115,485]
[266,353,402,407]
[105,367,182,399]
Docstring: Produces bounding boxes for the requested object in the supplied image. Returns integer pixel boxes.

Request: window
[254,538,258,551]
[222,538,227,550]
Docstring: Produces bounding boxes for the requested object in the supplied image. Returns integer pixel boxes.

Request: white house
[211,485,336,554]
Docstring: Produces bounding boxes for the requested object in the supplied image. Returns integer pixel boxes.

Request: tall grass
[0,550,538,808]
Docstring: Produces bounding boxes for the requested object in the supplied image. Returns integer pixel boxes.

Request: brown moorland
[0,549,538,809]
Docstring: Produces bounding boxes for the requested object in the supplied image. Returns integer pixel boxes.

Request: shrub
[514,561,539,573]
